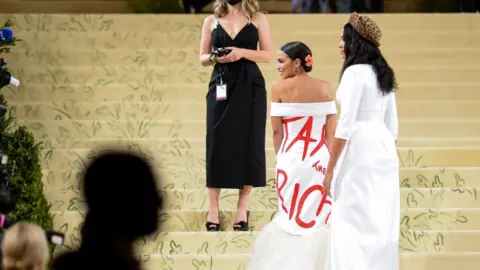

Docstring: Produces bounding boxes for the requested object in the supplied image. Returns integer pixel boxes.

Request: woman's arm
[322,81,337,148]
[326,67,364,174]
[326,114,337,149]
[326,139,347,176]
[199,15,215,67]
[385,91,398,144]
[272,117,283,154]
[271,82,283,154]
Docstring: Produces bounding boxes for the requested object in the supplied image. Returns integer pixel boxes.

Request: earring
[294,67,300,76]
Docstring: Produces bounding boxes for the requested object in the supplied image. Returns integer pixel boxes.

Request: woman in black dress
[199,0,272,231]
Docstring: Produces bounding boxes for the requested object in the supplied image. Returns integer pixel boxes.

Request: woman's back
[335,64,398,140]
[271,76,337,155]
[272,75,333,104]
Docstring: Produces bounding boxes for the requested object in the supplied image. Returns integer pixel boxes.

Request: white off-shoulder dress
[248,101,337,270]
[326,64,400,270]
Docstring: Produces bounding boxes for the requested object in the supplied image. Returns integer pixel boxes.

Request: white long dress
[248,101,337,270]
[327,64,400,270]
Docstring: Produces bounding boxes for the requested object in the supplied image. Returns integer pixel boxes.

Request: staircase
[1,13,480,269]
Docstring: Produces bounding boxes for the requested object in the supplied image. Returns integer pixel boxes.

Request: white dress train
[248,101,337,270]
[327,64,400,270]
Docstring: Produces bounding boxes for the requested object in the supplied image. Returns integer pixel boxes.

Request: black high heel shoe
[233,210,250,231]
[206,212,221,232]
[206,221,220,231]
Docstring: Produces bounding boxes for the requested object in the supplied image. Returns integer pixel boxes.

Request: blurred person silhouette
[457,0,477,12]
[52,149,163,270]
[183,0,212,13]
[1,222,50,270]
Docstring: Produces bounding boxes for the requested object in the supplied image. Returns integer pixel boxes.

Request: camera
[0,155,13,214]
[212,47,232,57]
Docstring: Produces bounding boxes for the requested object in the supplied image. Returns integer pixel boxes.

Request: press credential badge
[216,83,227,101]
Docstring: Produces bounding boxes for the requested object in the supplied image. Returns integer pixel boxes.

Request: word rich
[276,116,331,229]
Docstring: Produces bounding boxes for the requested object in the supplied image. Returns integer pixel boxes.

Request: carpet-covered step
[10,65,480,85]
[5,14,479,35]
[146,230,480,254]
[137,252,480,270]
[8,47,479,67]
[41,167,480,191]
[38,147,480,171]
[30,137,480,151]
[52,209,480,234]
[46,188,480,212]
[52,230,480,255]
[17,120,480,143]
[9,101,480,121]
[5,83,479,103]
[3,14,479,32]
[138,230,480,254]
[397,137,480,147]
[46,251,480,270]
[10,30,478,51]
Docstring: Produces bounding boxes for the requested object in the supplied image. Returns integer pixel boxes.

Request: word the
[312,160,328,175]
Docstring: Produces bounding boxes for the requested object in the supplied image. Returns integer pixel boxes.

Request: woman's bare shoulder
[271,80,288,102]
[252,12,268,26]
[312,78,334,101]
[274,77,297,88]
[253,11,267,20]
[271,79,286,92]
[204,15,216,23]
[271,79,295,95]
[203,15,217,30]
[310,77,331,89]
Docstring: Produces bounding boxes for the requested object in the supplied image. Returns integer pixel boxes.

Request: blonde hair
[1,222,50,270]
[213,0,260,22]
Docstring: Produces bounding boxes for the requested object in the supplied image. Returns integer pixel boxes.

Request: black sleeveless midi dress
[206,22,267,189]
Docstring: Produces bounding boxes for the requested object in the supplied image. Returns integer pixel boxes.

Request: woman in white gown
[323,13,400,270]
[248,42,337,270]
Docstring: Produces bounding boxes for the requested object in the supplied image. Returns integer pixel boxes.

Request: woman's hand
[323,172,333,198]
[217,47,244,63]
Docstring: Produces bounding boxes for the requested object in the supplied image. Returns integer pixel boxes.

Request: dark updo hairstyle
[341,23,397,95]
[280,41,313,73]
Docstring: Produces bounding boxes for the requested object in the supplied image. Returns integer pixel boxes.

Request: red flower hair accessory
[305,55,313,67]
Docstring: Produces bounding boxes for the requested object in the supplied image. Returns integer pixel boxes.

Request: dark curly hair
[341,23,397,95]
[280,41,313,73]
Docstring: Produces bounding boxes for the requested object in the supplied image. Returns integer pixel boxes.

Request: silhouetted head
[340,13,397,95]
[277,41,313,79]
[82,149,162,240]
